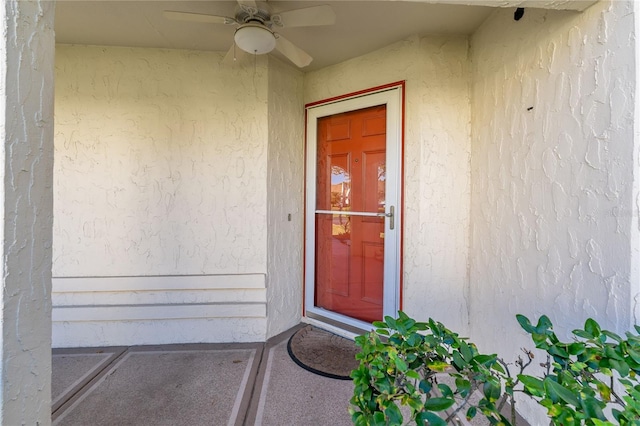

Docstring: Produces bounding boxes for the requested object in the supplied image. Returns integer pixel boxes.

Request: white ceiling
[54,0,595,71]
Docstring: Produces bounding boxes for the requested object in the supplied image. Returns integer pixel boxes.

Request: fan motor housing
[235,7,272,27]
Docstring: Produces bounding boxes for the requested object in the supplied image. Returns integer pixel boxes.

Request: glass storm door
[305,87,402,328]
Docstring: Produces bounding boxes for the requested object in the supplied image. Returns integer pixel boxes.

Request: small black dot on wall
[514,8,525,21]
[527,106,534,111]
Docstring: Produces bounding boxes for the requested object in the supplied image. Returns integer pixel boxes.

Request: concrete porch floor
[52,325,519,426]
[52,325,355,426]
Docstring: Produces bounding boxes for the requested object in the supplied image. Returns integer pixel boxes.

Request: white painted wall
[266,57,305,338]
[1,0,55,423]
[53,45,271,346]
[54,45,269,277]
[304,35,472,333]
[633,0,640,331]
[469,0,637,421]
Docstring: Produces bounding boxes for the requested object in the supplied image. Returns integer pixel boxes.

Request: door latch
[378,206,395,230]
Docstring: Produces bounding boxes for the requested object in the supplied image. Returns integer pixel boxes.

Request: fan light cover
[234,24,276,54]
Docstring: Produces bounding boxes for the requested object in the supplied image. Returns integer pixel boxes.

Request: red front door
[314,105,386,323]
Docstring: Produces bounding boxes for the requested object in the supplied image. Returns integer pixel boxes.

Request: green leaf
[536,315,553,332]
[427,361,450,372]
[580,396,606,421]
[438,383,453,398]
[570,361,588,373]
[585,318,601,338]
[518,375,545,397]
[406,333,421,347]
[548,344,569,359]
[384,403,403,425]
[483,381,501,403]
[424,397,455,412]
[554,408,577,425]
[627,347,640,364]
[602,330,623,343]
[517,314,536,333]
[372,411,387,426]
[567,342,585,356]
[466,406,477,420]
[473,354,497,366]
[419,380,432,394]
[460,341,473,362]
[416,411,447,426]
[605,345,625,361]
[352,411,368,426]
[544,378,580,407]
[406,370,420,380]
[385,316,397,329]
[492,361,506,374]
[600,367,613,377]
[573,329,594,339]
[452,351,465,369]
[612,408,624,422]
[394,357,408,372]
[531,333,551,348]
[407,396,423,412]
[455,377,471,397]
[610,358,630,377]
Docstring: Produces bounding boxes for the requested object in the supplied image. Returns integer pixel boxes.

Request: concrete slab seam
[51,353,112,409]
[228,349,257,426]
[53,351,136,425]
[253,340,281,425]
[52,347,129,418]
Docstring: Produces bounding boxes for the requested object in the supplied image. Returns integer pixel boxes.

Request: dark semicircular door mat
[287,325,360,380]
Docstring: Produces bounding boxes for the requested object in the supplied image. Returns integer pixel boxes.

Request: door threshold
[303,312,370,340]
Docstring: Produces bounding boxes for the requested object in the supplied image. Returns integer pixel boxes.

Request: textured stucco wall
[54,45,268,277]
[1,0,55,423]
[634,0,640,329]
[266,58,304,338]
[304,35,472,333]
[469,0,637,421]
[53,45,270,346]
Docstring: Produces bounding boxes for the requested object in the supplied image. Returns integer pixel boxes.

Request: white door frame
[304,84,403,331]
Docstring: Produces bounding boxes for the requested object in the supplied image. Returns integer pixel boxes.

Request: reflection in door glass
[331,165,351,211]
[377,163,385,214]
[331,211,350,238]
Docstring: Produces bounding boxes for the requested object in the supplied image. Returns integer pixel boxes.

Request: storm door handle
[377,206,395,230]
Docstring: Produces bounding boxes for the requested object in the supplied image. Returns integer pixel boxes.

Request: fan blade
[272,5,336,28]
[237,0,257,11]
[222,44,250,66]
[163,11,235,25]
[275,34,313,68]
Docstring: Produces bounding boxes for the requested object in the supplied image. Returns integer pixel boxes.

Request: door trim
[304,83,404,331]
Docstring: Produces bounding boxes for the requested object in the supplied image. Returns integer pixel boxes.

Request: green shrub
[349,311,640,425]
[516,315,640,425]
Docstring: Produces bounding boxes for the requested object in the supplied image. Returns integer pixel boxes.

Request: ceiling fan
[163,0,336,68]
